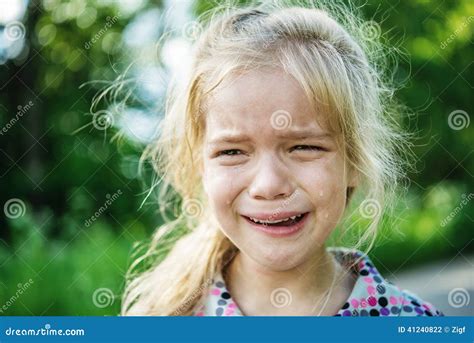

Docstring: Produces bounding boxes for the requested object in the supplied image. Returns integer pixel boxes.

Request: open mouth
[241,212,309,237]
[244,213,308,227]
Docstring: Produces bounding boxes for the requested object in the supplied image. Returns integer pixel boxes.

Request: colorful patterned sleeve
[399,289,444,316]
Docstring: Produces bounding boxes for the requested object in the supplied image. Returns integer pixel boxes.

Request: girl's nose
[247,155,293,200]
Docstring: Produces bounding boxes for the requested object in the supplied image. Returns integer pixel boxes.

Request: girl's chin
[245,246,309,271]
[240,238,327,271]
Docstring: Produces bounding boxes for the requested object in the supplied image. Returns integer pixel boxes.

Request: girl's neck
[225,246,353,316]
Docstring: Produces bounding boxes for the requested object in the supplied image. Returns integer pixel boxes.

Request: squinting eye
[290,145,324,152]
[217,149,243,157]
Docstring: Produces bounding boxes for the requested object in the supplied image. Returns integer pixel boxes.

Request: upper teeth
[248,213,304,224]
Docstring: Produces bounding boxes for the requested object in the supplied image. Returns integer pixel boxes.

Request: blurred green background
[0,0,472,316]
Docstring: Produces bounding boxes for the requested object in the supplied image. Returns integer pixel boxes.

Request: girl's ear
[346,169,359,205]
[347,168,359,188]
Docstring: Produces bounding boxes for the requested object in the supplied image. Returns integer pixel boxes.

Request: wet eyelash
[291,145,325,152]
[217,149,243,156]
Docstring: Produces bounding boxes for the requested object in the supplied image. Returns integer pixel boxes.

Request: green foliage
[0,0,472,315]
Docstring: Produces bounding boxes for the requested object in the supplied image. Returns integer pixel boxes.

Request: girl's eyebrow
[207,132,251,145]
[207,129,332,145]
[277,129,333,140]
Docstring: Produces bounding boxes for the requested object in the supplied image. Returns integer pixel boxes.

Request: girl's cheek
[316,181,348,231]
[296,160,347,214]
[203,165,246,207]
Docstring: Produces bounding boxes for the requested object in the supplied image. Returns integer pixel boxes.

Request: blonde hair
[121,0,409,316]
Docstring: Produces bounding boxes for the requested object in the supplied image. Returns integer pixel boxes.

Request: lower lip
[242,213,310,237]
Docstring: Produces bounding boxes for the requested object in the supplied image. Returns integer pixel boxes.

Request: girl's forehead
[204,69,331,136]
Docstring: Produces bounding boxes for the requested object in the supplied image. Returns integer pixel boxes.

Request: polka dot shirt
[192,247,444,316]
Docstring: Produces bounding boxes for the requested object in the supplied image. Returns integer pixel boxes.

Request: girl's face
[202,69,356,271]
